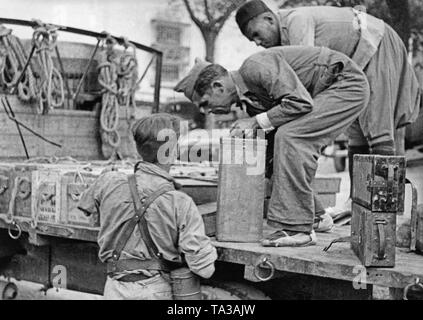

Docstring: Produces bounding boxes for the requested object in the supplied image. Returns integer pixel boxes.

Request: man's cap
[235,0,272,36]
[174,58,211,101]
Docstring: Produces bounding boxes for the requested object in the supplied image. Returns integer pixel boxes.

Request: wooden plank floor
[213,224,423,289]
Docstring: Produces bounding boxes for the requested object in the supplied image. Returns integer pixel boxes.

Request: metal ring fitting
[253,258,275,282]
[8,221,22,240]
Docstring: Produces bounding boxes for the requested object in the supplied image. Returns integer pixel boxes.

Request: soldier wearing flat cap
[175,45,370,247]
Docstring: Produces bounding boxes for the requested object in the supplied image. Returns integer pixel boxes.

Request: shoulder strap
[111,174,173,261]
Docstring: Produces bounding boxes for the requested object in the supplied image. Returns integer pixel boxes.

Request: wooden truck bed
[213,224,423,290]
[0,170,420,299]
[1,217,422,298]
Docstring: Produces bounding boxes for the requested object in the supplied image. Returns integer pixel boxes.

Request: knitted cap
[235,0,272,36]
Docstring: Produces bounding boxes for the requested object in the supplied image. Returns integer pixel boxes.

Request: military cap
[174,58,211,101]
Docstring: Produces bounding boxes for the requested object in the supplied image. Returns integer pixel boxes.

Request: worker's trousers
[267,60,370,232]
[348,24,421,152]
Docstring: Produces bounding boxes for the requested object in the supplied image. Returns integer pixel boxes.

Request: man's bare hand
[230,117,259,138]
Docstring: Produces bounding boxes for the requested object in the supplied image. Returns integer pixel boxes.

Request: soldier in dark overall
[78,114,217,299]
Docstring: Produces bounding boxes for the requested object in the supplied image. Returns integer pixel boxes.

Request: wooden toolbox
[352,155,406,213]
[216,138,267,242]
[414,204,423,254]
[351,202,397,267]
[351,155,406,267]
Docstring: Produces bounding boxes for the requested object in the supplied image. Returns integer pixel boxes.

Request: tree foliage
[181,0,247,62]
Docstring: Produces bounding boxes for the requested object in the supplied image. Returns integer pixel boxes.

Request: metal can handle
[375,219,387,260]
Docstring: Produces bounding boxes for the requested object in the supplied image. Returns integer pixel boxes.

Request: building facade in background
[0,0,265,105]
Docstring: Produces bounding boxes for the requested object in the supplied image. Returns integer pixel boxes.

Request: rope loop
[97,32,139,159]
[0,25,37,102]
[31,21,64,114]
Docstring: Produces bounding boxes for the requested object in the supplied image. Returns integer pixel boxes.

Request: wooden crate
[316,194,337,208]
[31,169,62,225]
[312,176,341,194]
[351,202,397,267]
[352,155,406,213]
[31,167,105,227]
[216,138,267,242]
[0,164,14,215]
[10,164,37,220]
[413,204,423,254]
[198,202,216,237]
[60,170,101,227]
[176,178,217,205]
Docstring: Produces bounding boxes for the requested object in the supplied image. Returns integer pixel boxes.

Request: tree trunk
[385,0,411,45]
[202,29,219,63]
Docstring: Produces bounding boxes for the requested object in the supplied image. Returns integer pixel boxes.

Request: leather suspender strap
[110,174,173,264]
[129,175,174,259]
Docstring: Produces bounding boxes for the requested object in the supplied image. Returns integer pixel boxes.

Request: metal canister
[216,138,267,242]
[170,267,201,300]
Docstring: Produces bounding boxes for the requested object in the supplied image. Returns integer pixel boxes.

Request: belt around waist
[115,273,153,282]
[107,258,184,275]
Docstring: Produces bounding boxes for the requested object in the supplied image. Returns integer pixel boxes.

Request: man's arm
[147,192,217,279]
[77,173,106,216]
[240,56,314,129]
[175,195,217,278]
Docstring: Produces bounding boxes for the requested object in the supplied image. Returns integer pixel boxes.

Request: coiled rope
[117,37,138,125]
[0,25,37,102]
[98,34,120,154]
[98,34,139,159]
[32,21,65,114]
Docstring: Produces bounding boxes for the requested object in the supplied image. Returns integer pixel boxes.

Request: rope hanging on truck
[98,34,121,157]
[0,25,38,102]
[98,33,139,159]
[31,21,65,114]
[117,37,138,125]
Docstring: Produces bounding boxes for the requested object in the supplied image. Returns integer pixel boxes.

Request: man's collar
[229,70,249,99]
[134,161,175,184]
[229,70,261,111]
[277,9,291,46]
